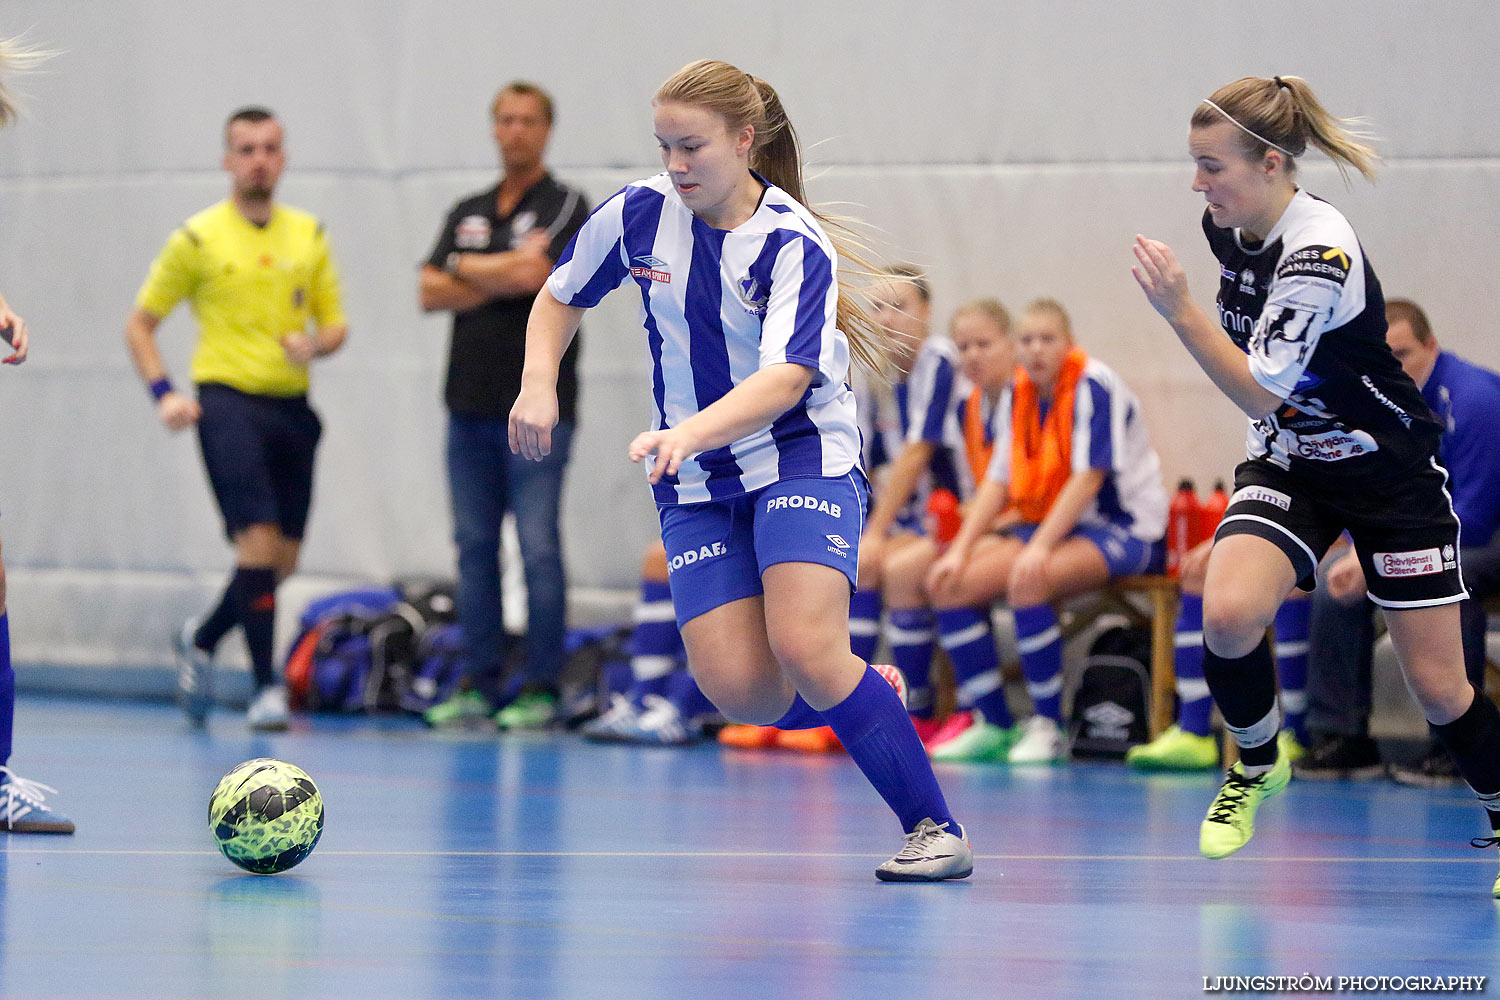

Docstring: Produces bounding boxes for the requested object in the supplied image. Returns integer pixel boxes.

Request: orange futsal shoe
[717,724,780,749]
[775,726,843,753]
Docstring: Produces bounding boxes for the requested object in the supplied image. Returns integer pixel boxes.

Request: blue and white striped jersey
[856,336,965,517]
[984,356,1167,541]
[548,173,860,505]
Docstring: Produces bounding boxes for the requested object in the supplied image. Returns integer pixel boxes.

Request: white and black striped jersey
[1206,189,1441,479]
[548,173,859,505]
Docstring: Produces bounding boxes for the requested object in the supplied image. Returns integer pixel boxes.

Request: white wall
[1,0,1497,670]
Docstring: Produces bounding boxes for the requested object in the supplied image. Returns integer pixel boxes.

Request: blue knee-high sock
[886,607,936,718]
[1175,594,1213,737]
[0,614,13,768]
[820,664,957,833]
[772,694,827,730]
[629,580,679,704]
[848,587,882,664]
[936,607,1013,726]
[1275,598,1311,744]
[1013,604,1064,722]
[667,669,717,721]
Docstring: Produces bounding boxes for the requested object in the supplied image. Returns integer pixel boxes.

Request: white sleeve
[546,188,629,308]
[1247,246,1349,397]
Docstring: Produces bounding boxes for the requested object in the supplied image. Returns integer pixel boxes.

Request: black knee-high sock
[1202,635,1280,767]
[231,567,278,690]
[194,572,241,652]
[1432,687,1500,828]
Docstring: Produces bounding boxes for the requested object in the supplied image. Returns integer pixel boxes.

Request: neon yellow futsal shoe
[1199,754,1291,859]
[1126,725,1218,771]
[1467,831,1500,898]
[1277,729,1307,764]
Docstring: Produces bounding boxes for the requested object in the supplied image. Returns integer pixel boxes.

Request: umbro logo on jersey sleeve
[631,256,672,283]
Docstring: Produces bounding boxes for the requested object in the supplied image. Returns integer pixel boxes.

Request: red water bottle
[1167,479,1201,577]
[1200,479,1230,544]
[926,488,962,546]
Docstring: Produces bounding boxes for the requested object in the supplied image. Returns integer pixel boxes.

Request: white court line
[2,848,1494,863]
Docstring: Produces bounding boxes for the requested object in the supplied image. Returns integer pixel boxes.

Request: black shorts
[196,383,322,541]
[1216,458,1466,609]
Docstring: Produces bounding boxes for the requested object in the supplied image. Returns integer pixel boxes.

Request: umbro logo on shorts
[826,534,850,550]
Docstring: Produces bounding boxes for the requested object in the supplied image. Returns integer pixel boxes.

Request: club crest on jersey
[455,215,492,249]
[631,255,672,283]
[737,276,769,316]
[1238,268,1257,295]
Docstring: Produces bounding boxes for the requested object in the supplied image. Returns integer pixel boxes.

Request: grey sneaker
[581,694,641,742]
[0,766,75,834]
[246,685,290,732]
[173,619,213,725]
[875,817,973,882]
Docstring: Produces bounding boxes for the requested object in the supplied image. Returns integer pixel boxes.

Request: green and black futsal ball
[208,758,324,874]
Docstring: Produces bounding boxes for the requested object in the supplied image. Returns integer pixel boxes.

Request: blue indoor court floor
[3,695,1499,1000]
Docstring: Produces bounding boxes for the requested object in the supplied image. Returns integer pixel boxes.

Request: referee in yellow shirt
[124,106,348,730]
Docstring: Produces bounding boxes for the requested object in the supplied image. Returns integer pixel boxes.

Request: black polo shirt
[425,174,589,421]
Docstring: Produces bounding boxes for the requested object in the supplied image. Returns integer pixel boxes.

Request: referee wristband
[149,377,174,401]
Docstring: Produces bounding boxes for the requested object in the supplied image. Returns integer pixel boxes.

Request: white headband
[1201,99,1296,158]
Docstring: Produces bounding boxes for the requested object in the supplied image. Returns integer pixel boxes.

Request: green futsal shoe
[1126,725,1218,771]
[1199,754,1291,859]
[928,711,1017,762]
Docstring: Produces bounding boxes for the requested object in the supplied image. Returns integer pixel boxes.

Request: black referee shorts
[1215,458,1466,609]
[196,382,322,542]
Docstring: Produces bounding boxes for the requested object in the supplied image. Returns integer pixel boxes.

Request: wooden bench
[1055,574,1181,738]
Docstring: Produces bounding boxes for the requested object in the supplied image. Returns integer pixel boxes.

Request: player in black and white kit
[1133,75,1500,888]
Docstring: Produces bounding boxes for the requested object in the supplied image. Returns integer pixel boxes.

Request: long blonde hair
[1192,75,1378,184]
[0,36,52,128]
[655,59,895,376]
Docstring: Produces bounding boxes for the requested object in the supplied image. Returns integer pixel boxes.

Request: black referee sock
[194,573,241,653]
[1431,686,1500,829]
[1202,635,1280,767]
[231,567,278,690]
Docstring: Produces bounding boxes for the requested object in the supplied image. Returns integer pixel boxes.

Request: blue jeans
[447,414,573,702]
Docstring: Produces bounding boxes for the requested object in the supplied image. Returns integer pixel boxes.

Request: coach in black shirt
[419,80,589,731]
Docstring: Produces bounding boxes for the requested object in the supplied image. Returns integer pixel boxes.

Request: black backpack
[1068,625,1152,758]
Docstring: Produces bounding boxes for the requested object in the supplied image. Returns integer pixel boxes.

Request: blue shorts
[1004,521,1164,577]
[657,473,868,627]
[196,383,323,541]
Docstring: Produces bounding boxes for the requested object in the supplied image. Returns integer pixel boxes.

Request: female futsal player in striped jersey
[1133,76,1500,887]
[509,59,971,881]
[0,37,73,834]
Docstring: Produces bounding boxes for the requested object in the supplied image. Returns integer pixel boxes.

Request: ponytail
[656,59,897,378]
[1192,75,1378,184]
[0,36,52,128]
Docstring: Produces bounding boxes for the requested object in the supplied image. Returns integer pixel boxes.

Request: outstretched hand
[1131,235,1193,324]
[628,426,700,485]
[0,305,28,365]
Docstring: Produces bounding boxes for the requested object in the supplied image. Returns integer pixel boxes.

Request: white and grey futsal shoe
[875,817,973,882]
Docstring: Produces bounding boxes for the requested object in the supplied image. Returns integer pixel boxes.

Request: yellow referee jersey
[135,200,346,396]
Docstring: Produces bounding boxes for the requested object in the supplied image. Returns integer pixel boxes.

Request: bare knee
[884,539,936,607]
[1201,593,1273,659]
